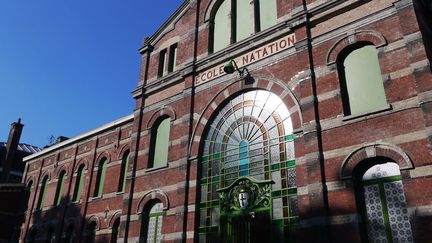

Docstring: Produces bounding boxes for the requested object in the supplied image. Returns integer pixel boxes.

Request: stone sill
[342,104,392,122]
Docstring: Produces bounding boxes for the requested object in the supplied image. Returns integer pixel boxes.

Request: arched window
[355,161,413,243]
[37,175,49,210]
[118,150,130,192]
[140,201,164,243]
[211,0,277,52]
[111,218,120,243]
[85,222,96,243]
[53,171,66,206]
[73,164,85,202]
[337,43,387,115]
[46,227,55,243]
[148,118,171,169]
[94,158,107,197]
[27,180,33,193]
[27,227,36,243]
[199,90,297,242]
[64,225,76,243]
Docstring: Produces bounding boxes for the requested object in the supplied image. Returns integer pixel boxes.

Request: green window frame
[54,171,66,206]
[211,0,277,53]
[94,158,108,197]
[111,218,120,243]
[118,151,130,192]
[144,202,165,243]
[338,43,387,115]
[149,118,171,169]
[73,165,85,202]
[36,176,48,210]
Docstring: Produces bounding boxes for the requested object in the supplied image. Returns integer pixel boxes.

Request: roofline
[139,0,190,51]
[23,114,134,162]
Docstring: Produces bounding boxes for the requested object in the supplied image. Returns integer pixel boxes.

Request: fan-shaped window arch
[210,0,277,53]
[54,170,66,206]
[198,90,298,242]
[148,117,171,169]
[118,150,130,192]
[37,175,49,210]
[73,164,85,202]
[337,42,387,115]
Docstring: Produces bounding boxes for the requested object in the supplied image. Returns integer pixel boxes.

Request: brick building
[20,0,432,242]
[0,120,41,243]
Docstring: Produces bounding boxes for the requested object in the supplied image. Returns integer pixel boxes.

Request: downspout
[183,1,200,242]
[123,41,153,242]
[57,144,78,241]
[303,1,331,242]
[79,137,99,240]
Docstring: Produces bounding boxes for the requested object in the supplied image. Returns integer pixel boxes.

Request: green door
[222,211,272,243]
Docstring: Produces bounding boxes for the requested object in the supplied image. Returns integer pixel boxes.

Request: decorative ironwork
[218,177,274,213]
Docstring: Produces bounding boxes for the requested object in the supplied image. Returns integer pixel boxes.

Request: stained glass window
[146,202,164,243]
[362,162,413,243]
[199,90,298,241]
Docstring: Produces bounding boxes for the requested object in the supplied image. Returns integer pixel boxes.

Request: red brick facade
[20,0,432,242]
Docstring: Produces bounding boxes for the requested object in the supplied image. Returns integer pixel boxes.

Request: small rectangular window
[158,49,168,78]
[168,44,177,73]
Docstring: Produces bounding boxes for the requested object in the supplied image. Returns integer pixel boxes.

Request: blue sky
[0,0,184,148]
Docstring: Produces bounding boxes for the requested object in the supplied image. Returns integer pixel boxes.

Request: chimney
[1,119,24,182]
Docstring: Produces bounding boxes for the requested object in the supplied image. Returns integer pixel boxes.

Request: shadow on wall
[23,195,99,243]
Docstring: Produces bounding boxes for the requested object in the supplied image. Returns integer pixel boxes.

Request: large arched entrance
[198,90,298,242]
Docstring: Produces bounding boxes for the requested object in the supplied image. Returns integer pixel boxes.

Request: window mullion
[229,0,235,44]
[253,0,260,32]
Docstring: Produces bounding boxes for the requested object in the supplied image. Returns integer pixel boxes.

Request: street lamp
[224,60,250,78]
